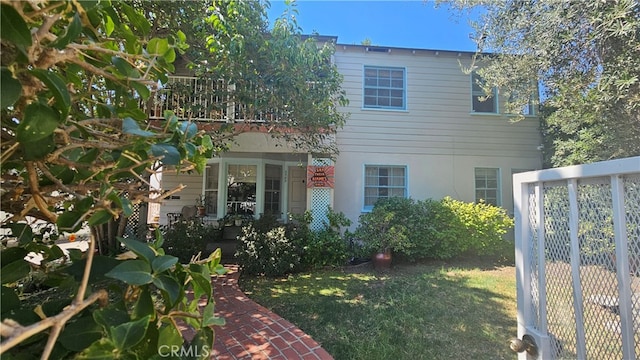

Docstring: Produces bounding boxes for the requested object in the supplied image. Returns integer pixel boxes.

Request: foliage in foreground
[241,261,517,360]
[355,197,514,260]
[1,231,225,359]
[234,209,351,277]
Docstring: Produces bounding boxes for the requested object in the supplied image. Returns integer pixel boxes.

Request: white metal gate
[513,156,640,360]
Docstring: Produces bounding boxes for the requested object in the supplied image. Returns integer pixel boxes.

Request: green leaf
[111,56,135,78]
[1,286,20,314]
[147,38,169,56]
[120,3,150,36]
[189,272,212,301]
[152,255,178,274]
[122,117,154,137]
[164,48,176,63]
[30,69,71,116]
[104,13,115,36]
[1,67,22,109]
[64,255,119,283]
[88,209,113,226]
[202,302,225,327]
[110,315,150,350]
[8,223,33,245]
[76,338,117,359]
[0,259,30,284]
[22,134,56,160]
[118,237,155,263]
[59,315,102,351]
[158,324,183,349]
[151,143,180,165]
[76,196,95,212]
[93,307,130,334]
[180,121,198,139]
[131,81,150,100]
[105,260,153,285]
[120,197,134,217]
[152,274,181,307]
[16,103,60,143]
[51,12,83,49]
[0,4,32,46]
[132,287,154,320]
[56,210,84,232]
[1,247,28,264]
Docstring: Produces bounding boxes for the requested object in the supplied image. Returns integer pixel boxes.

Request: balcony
[143,76,286,123]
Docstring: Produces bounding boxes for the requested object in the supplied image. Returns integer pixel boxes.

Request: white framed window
[475,167,501,206]
[471,72,498,113]
[364,165,407,210]
[264,164,282,216]
[204,163,219,216]
[363,66,406,110]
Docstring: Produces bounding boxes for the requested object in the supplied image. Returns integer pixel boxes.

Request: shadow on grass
[240,261,517,360]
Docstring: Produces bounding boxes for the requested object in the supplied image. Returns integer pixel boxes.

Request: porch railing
[513,156,640,359]
[143,76,286,123]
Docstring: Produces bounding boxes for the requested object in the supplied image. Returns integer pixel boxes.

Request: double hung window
[363,66,406,110]
[364,165,407,209]
[474,168,500,206]
[471,72,498,113]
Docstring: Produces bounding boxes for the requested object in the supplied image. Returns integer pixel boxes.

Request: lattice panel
[528,184,541,331]
[310,188,331,231]
[577,177,625,360]
[542,183,578,359]
[123,202,143,239]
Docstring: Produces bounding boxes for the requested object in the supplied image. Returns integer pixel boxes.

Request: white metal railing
[144,76,287,123]
[513,156,640,359]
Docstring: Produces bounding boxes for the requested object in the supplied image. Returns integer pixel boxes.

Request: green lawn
[240,259,518,360]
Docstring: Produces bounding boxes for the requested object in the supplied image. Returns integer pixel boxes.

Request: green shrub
[354,197,414,254]
[235,221,302,277]
[235,209,352,276]
[440,196,514,256]
[354,197,514,261]
[161,220,221,263]
[298,207,351,269]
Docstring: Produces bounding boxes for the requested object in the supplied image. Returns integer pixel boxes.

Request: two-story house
[155,38,542,230]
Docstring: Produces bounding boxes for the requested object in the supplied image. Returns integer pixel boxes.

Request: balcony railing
[143,76,286,123]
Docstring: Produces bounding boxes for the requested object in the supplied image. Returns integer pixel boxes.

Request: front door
[288,166,307,215]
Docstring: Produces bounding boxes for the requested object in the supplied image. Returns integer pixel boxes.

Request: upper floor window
[475,167,500,206]
[363,66,406,110]
[364,165,407,210]
[471,72,498,114]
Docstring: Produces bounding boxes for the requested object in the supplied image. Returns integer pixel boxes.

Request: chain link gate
[513,157,640,360]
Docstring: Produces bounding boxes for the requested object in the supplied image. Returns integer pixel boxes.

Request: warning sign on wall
[306,166,335,188]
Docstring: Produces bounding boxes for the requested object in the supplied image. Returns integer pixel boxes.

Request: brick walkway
[189,265,334,360]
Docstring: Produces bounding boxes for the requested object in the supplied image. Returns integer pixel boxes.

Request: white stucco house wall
[155,38,542,230]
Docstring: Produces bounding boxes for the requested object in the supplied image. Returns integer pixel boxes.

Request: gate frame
[513,156,640,360]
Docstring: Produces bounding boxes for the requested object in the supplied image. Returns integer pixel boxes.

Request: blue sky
[266,1,481,52]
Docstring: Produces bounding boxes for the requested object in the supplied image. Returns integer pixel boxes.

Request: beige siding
[332,45,542,226]
[158,170,202,225]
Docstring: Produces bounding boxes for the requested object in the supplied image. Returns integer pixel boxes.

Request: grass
[240,257,518,360]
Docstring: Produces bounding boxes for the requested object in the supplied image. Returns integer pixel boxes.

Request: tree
[159,0,349,155]
[445,0,640,166]
[1,1,222,358]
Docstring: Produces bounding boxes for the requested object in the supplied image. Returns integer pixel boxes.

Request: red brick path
[205,265,334,359]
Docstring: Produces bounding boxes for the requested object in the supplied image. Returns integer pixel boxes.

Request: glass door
[226,164,257,215]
